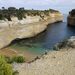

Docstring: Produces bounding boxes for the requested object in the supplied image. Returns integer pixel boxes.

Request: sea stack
[67,9,75,26]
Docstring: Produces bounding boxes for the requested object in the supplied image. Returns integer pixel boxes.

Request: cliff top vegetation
[0,7,59,21]
[69,9,75,16]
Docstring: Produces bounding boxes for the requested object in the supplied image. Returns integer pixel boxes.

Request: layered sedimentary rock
[0,12,63,49]
[67,9,75,26]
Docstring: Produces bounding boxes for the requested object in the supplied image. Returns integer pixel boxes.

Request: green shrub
[13,56,25,63]
[5,56,25,63]
[13,70,19,75]
[0,55,13,75]
[5,57,14,64]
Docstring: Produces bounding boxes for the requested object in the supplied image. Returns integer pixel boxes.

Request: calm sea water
[10,14,75,55]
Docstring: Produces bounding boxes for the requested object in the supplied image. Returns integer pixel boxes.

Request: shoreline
[13,36,75,75]
[0,20,63,62]
[0,14,63,49]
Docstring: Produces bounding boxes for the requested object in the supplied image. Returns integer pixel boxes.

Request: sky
[0,0,75,14]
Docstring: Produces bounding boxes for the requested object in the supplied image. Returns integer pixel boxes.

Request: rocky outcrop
[0,12,63,49]
[67,9,75,26]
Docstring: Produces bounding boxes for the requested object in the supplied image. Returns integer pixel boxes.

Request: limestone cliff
[67,9,75,26]
[0,12,63,49]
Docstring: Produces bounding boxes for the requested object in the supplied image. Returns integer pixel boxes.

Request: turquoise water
[10,44,45,55]
[10,39,46,55]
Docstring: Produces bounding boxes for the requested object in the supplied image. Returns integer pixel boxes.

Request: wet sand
[0,47,39,62]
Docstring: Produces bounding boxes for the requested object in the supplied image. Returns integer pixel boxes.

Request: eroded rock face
[67,36,75,48]
[0,15,42,28]
[67,9,75,26]
[53,36,75,51]
[0,12,63,49]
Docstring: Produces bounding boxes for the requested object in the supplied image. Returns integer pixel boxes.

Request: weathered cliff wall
[67,9,75,26]
[0,15,42,28]
[0,12,63,49]
[67,16,75,26]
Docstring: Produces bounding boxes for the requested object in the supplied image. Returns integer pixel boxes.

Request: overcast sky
[0,0,75,14]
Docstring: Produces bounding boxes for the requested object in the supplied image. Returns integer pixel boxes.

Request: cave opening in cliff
[9,38,36,47]
[7,36,46,56]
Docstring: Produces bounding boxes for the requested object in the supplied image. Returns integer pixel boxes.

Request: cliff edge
[0,12,63,49]
[67,9,75,26]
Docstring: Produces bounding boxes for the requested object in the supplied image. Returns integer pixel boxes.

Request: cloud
[0,0,75,7]
[0,0,75,13]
